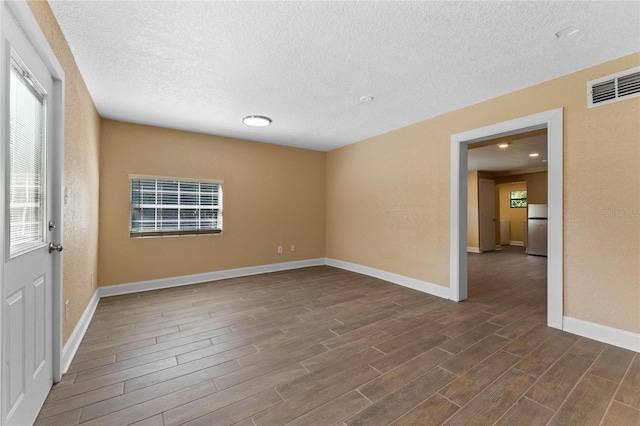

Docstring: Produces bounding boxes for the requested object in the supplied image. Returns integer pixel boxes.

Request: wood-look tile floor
[36,247,640,425]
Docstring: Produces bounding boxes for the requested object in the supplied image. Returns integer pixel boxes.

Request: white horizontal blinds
[9,61,46,257]
[130,178,222,236]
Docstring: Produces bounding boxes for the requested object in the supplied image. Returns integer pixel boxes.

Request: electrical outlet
[277,246,283,254]
[291,245,295,252]
[65,300,70,320]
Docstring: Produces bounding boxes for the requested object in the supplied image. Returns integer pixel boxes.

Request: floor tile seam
[121,356,237,394]
[72,353,181,385]
[77,327,183,352]
[83,378,220,426]
[493,321,540,341]
[35,382,126,422]
[67,355,118,375]
[436,392,462,409]
[597,354,638,425]
[493,367,555,424]
[445,365,522,414]
[512,336,579,386]
[502,332,556,359]
[82,340,217,377]
[180,386,284,426]
[544,363,602,424]
[49,359,175,402]
[117,337,217,364]
[77,375,207,424]
[397,377,465,426]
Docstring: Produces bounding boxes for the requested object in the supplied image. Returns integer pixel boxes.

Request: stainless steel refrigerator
[527,204,547,256]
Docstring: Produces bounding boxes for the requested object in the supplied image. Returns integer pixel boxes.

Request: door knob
[48,243,63,253]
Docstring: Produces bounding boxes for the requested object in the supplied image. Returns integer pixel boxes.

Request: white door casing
[479,178,496,253]
[1,1,65,424]
[450,108,563,329]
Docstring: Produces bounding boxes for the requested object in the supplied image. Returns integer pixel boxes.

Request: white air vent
[588,66,640,108]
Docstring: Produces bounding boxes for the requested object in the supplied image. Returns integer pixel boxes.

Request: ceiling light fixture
[359,95,374,102]
[529,153,539,157]
[497,143,510,148]
[555,26,579,39]
[242,115,272,127]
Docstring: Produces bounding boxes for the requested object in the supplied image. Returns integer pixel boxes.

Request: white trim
[326,258,451,300]
[563,316,640,353]
[467,247,481,253]
[60,290,99,374]
[98,258,325,298]
[450,108,563,328]
[509,241,524,247]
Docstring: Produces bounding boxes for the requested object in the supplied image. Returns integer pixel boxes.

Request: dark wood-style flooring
[36,247,640,425]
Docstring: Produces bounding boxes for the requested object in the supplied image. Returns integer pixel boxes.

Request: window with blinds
[130,177,222,237]
[9,59,46,257]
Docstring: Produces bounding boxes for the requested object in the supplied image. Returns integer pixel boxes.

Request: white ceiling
[48,1,640,152]
[468,133,548,172]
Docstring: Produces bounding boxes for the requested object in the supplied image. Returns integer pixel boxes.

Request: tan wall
[28,1,101,345]
[498,182,527,243]
[496,172,548,204]
[98,120,326,287]
[326,53,640,333]
[467,172,480,249]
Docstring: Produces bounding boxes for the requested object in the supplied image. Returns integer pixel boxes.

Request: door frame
[0,0,65,397]
[450,108,563,329]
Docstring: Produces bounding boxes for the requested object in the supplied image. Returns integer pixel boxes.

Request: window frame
[509,190,527,208]
[129,175,223,238]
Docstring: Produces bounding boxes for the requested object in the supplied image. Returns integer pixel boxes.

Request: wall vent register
[588,66,640,108]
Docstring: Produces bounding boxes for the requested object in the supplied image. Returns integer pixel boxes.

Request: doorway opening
[466,132,548,313]
[449,109,563,329]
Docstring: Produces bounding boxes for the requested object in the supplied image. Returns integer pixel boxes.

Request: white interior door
[479,178,496,252]
[2,7,58,425]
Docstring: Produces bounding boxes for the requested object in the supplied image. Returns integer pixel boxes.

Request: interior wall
[496,171,548,204]
[498,182,527,243]
[326,53,640,334]
[467,171,479,249]
[98,120,326,287]
[28,1,101,345]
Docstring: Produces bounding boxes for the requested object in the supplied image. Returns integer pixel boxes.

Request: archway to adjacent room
[450,109,563,329]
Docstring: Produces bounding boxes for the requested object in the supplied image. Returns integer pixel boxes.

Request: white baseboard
[61,289,99,374]
[563,316,640,353]
[325,258,451,300]
[510,241,524,246]
[467,247,481,253]
[98,258,326,298]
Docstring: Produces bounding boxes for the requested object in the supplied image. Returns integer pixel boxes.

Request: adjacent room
[1,1,638,425]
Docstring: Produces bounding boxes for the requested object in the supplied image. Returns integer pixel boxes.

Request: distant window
[510,191,527,208]
[130,177,222,237]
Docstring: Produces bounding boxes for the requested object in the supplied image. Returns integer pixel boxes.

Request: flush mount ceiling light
[529,153,540,157]
[242,115,272,127]
[555,26,579,39]
[359,95,374,102]
[497,143,510,148]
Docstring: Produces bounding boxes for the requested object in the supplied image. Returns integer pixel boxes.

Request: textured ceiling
[48,1,640,151]
[468,134,548,172]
